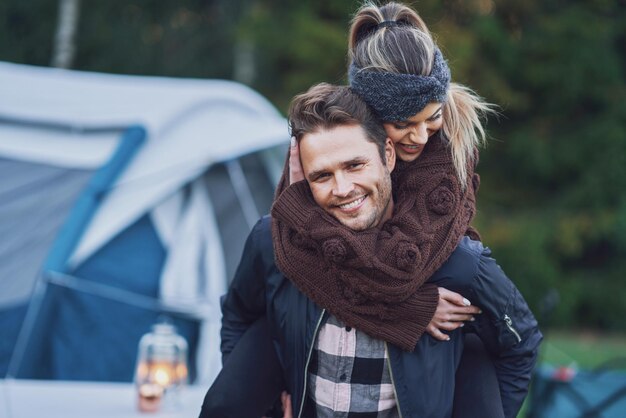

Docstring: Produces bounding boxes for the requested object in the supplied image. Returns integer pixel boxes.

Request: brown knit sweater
[271,134,478,351]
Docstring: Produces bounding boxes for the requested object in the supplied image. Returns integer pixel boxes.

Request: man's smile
[336,195,367,212]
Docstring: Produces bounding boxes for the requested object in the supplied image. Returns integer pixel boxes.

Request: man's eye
[314,173,330,182]
[349,163,364,170]
[393,123,409,130]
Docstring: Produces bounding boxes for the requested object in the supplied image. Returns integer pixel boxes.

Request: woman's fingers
[281,391,293,418]
[438,287,481,314]
[432,301,479,324]
[441,311,478,322]
[429,316,471,334]
[426,323,451,341]
[431,287,482,338]
[288,137,305,184]
[434,320,466,331]
[438,287,471,307]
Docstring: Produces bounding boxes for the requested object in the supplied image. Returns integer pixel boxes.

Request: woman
[203,3,529,418]
[344,5,502,416]
[348,1,493,187]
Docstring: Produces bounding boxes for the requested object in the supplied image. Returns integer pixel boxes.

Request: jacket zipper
[384,342,404,418]
[297,309,326,418]
[503,314,522,343]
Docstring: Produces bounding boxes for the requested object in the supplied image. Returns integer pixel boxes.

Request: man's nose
[332,174,354,197]
[410,123,429,144]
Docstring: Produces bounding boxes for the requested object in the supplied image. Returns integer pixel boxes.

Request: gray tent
[0,61,288,384]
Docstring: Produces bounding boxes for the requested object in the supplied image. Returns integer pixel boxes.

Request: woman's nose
[410,123,429,144]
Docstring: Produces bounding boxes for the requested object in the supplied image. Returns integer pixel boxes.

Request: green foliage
[471,0,626,330]
[235,0,359,109]
[1,0,624,330]
[0,0,57,65]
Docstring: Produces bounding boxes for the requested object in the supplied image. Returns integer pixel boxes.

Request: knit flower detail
[341,285,367,305]
[291,230,314,250]
[322,238,348,264]
[396,241,421,272]
[427,185,455,215]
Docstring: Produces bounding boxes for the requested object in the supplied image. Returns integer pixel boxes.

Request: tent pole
[225,159,259,230]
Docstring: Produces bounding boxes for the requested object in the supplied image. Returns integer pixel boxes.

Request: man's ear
[384,138,396,172]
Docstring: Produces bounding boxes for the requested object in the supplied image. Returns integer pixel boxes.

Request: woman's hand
[289,137,305,184]
[426,287,481,341]
[281,391,293,418]
[261,391,292,418]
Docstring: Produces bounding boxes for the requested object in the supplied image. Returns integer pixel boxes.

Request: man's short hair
[288,83,388,161]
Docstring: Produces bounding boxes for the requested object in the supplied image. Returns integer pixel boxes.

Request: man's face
[299,124,395,231]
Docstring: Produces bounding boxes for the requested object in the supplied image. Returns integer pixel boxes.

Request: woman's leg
[200,317,286,418]
[453,333,505,418]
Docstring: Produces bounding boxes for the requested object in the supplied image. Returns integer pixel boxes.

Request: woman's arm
[220,218,269,362]
[202,318,286,418]
[212,218,289,418]
[468,246,543,418]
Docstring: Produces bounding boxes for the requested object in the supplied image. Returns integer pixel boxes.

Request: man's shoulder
[434,236,486,279]
[455,236,489,258]
[445,235,497,272]
[251,215,272,237]
[256,214,272,233]
[245,215,274,256]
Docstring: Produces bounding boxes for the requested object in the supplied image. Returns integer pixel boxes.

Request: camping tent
[0,61,289,385]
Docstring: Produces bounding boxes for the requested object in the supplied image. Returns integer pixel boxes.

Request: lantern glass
[134,321,188,412]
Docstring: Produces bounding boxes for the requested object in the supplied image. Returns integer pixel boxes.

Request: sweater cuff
[410,283,440,337]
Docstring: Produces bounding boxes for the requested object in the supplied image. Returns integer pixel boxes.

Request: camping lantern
[134,321,188,412]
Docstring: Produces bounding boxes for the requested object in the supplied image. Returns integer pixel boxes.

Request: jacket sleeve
[469,246,544,418]
[220,217,270,364]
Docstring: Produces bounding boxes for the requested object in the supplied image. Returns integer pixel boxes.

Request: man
[219,84,542,418]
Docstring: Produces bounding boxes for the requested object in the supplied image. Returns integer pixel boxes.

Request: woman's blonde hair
[349,1,496,186]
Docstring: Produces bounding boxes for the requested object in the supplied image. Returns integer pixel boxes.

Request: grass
[539,329,626,368]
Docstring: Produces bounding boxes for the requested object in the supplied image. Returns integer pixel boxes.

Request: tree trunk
[51,0,81,69]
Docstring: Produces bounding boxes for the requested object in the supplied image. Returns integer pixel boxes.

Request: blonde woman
[348,1,493,189]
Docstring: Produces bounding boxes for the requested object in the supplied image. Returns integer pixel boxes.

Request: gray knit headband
[349,47,451,122]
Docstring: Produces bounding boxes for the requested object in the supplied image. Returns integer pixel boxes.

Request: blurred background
[1,0,625,413]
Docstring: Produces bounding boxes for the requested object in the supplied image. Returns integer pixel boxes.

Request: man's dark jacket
[221,216,542,418]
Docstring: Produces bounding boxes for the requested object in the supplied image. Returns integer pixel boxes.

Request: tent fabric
[6,126,147,381]
[0,158,93,308]
[0,124,120,169]
[528,364,626,418]
[157,179,227,382]
[43,127,146,273]
[16,215,200,382]
[0,61,288,269]
[0,60,289,385]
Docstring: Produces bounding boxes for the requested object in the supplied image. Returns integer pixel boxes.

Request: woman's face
[383,102,444,162]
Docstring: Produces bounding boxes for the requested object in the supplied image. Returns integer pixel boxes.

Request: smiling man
[219,83,541,418]
[299,123,395,232]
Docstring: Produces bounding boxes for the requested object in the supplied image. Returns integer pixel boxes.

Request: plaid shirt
[303,315,400,418]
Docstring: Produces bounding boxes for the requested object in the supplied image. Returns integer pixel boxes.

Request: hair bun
[355,21,379,44]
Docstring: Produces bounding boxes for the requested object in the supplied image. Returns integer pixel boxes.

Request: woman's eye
[393,123,408,130]
[429,113,442,121]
